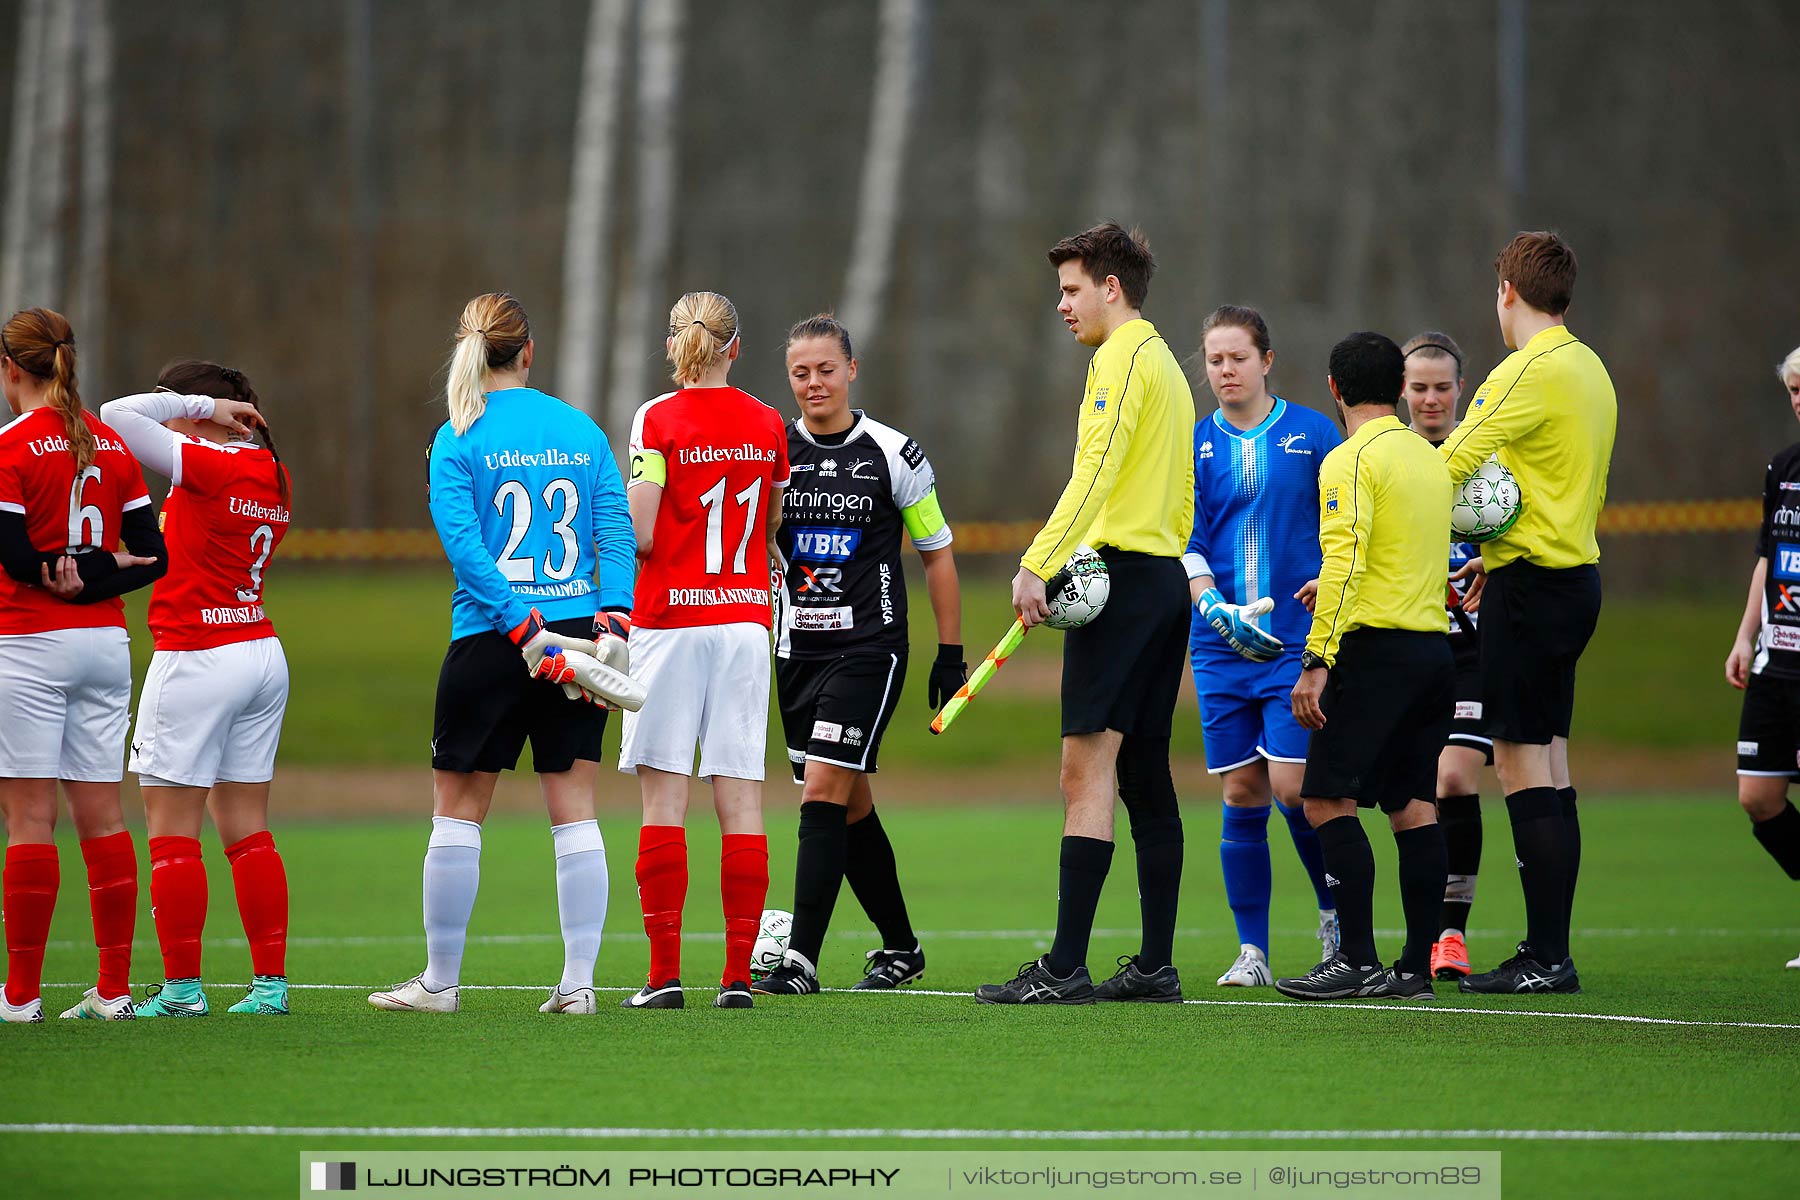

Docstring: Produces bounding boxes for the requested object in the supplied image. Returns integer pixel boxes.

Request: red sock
[80,832,138,1000]
[719,833,769,987]
[636,825,687,984]
[148,835,206,981]
[4,844,59,1005]
[225,831,288,977]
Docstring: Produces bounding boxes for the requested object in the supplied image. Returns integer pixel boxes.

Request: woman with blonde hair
[1725,343,1800,969]
[0,307,167,1022]
[619,291,790,1010]
[369,292,636,1016]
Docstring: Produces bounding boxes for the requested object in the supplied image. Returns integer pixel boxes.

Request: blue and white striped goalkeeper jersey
[1186,398,1342,659]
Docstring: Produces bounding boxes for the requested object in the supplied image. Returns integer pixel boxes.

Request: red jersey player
[0,307,167,1024]
[100,360,294,1017]
[619,290,789,1011]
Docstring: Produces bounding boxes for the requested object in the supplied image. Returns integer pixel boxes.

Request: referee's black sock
[1130,817,1184,972]
[1437,793,1482,933]
[787,802,848,971]
[1752,801,1800,880]
[1046,836,1113,977]
[1314,816,1379,967]
[1394,823,1448,977]
[844,807,917,950]
[1505,787,1569,964]
[1559,787,1581,931]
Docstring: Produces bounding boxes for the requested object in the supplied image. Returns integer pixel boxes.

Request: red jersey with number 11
[0,407,151,634]
[628,387,789,629]
[149,437,290,650]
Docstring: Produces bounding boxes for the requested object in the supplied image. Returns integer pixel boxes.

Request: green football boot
[228,975,290,1015]
[133,978,209,1018]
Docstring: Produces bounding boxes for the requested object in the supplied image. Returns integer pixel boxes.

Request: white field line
[42,981,1800,1031]
[0,1122,1794,1144]
[44,925,1800,952]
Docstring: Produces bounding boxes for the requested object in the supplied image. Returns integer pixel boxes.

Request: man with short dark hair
[1439,231,1617,995]
[976,222,1195,1005]
[1276,332,1454,1001]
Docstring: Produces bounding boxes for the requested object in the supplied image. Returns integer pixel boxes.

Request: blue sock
[1220,803,1272,953]
[1277,799,1335,911]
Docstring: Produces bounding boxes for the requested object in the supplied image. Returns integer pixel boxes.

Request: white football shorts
[130,637,290,787]
[0,626,131,781]
[619,622,770,782]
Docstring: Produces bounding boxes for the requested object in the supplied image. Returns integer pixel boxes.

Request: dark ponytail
[157,359,290,507]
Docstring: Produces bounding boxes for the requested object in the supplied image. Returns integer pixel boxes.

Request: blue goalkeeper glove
[1197,588,1283,663]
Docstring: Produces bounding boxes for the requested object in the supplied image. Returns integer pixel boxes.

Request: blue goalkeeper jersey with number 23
[428,387,636,640]
[1187,398,1342,660]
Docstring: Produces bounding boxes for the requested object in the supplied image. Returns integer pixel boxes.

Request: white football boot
[1216,944,1273,987]
[1786,949,1800,970]
[368,975,459,1012]
[538,984,597,1014]
[0,989,44,1023]
[59,987,136,1020]
[1317,910,1342,964]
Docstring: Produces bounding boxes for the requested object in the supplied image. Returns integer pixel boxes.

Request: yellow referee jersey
[1307,415,1452,666]
[1440,324,1617,570]
[1021,318,1195,579]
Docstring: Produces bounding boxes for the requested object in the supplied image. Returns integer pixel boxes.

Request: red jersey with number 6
[628,387,789,630]
[0,406,152,634]
[148,437,291,650]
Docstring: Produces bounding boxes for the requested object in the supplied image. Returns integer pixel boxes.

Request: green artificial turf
[3,796,1795,1198]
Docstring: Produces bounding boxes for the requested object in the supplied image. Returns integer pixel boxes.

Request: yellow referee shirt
[1440,324,1617,570]
[1307,415,1452,666]
[1021,318,1195,579]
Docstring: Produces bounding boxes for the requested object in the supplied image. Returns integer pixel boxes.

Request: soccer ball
[1450,457,1522,543]
[1044,545,1110,630]
[750,908,792,979]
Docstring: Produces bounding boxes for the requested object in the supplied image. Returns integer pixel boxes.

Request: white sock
[422,816,482,991]
[552,820,608,992]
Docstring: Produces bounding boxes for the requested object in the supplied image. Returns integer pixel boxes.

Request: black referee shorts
[1478,561,1602,745]
[431,616,608,774]
[777,651,907,782]
[1302,629,1455,813]
[1061,549,1189,738]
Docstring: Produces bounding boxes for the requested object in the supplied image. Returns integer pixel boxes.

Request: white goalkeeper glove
[1197,589,1284,662]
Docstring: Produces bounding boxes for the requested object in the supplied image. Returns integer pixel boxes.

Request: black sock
[1046,836,1113,977]
[1315,815,1378,967]
[786,802,847,970]
[1505,786,1569,964]
[1394,823,1449,976]
[1559,787,1581,930]
[1130,816,1183,971]
[844,808,917,950]
[1437,793,1481,932]
[1752,801,1800,880]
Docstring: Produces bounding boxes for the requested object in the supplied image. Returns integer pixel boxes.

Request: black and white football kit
[775,412,953,780]
[1738,442,1800,778]
[1445,537,1492,761]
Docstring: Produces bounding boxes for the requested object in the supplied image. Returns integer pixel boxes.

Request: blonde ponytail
[445,292,531,436]
[1,307,90,470]
[666,291,739,385]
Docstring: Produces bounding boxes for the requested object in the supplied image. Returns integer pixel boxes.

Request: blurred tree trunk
[606,0,684,450]
[24,0,76,305]
[75,0,113,398]
[840,0,923,342]
[343,0,376,526]
[0,0,46,313]
[558,0,629,420]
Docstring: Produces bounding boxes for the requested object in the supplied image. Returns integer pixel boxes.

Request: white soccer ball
[1450,457,1522,544]
[750,908,792,979]
[1044,544,1110,630]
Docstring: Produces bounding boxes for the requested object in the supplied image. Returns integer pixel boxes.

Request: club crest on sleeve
[1325,487,1339,513]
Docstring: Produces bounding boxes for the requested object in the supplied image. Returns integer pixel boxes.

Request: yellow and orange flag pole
[929,617,1030,736]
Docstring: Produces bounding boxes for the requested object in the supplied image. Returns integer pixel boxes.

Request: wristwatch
[1300,650,1328,672]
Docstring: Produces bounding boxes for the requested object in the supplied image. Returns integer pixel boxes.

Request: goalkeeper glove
[508,608,601,686]
[593,608,632,672]
[557,644,648,712]
[1197,588,1283,662]
[928,643,967,710]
